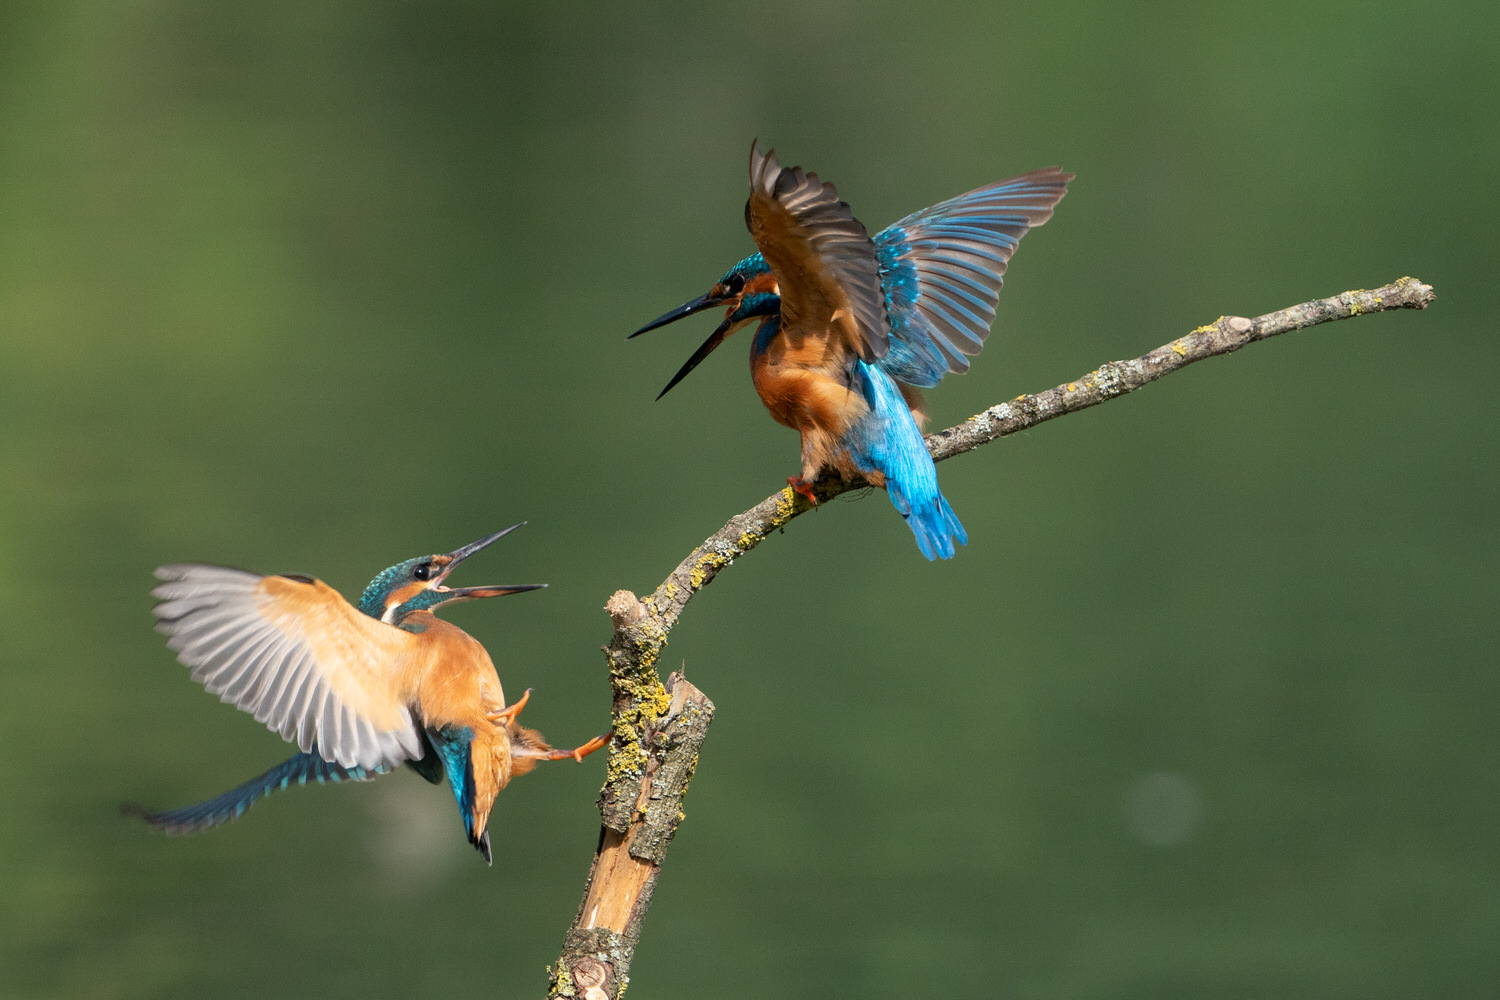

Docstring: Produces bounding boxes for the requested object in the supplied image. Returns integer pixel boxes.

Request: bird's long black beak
[656,315,736,400]
[445,524,524,567]
[438,524,545,599]
[629,292,726,338]
[443,584,546,600]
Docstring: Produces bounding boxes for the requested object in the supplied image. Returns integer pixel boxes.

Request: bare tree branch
[545,276,1435,998]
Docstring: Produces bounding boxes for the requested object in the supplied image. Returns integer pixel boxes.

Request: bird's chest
[750,333,866,435]
[409,628,505,725]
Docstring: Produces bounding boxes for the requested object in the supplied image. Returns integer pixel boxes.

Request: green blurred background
[2,1,1495,996]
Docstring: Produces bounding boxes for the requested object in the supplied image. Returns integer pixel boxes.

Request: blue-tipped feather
[426,726,492,865]
[847,361,967,560]
[875,168,1072,388]
[125,747,377,835]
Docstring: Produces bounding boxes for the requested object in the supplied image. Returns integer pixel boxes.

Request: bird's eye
[724,274,746,295]
[413,565,432,581]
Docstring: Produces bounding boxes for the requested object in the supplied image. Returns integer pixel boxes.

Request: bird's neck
[751,313,782,357]
[356,567,405,619]
[394,609,438,634]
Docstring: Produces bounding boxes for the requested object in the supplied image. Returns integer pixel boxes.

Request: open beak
[436,524,546,599]
[655,314,737,400]
[442,584,546,600]
[629,291,727,338]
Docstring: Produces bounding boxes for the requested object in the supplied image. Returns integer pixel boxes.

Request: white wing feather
[152,564,426,770]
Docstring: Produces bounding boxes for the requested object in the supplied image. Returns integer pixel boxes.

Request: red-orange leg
[788,476,819,505]
[486,687,533,724]
[539,731,612,763]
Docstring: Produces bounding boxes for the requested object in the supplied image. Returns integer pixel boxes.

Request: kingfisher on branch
[632,141,1070,559]
[128,524,608,864]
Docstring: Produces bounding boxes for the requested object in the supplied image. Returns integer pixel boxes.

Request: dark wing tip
[744,140,888,359]
[748,139,775,188]
[120,800,193,835]
[774,165,805,198]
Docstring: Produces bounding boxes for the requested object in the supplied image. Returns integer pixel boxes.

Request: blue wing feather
[706,169,1069,389]
[126,746,378,835]
[875,168,1072,387]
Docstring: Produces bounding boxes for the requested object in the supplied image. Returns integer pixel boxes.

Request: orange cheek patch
[745,272,780,296]
[385,581,428,611]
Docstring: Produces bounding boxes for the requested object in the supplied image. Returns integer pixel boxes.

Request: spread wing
[152,564,426,770]
[744,140,889,362]
[875,168,1072,387]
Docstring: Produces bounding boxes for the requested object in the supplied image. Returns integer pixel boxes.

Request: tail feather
[851,361,967,560]
[477,828,493,865]
[889,484,968,561]
[124,748,375,835]
[426,726,494,866]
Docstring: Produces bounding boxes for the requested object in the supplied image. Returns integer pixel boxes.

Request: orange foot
[788,476,819,505]
[486,687,533,725]
[540,731,612,763]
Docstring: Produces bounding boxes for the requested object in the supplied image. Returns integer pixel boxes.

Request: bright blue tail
[126,747,374,835]
[849,361,968,560]
[888,481,968,561]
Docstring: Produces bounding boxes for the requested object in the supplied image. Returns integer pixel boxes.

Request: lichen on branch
[546,275,1435,999]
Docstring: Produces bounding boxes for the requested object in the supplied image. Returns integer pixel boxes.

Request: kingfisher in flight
[128,524,608,865]
[632,141,1070,559]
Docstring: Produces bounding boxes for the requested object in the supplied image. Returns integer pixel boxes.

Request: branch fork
[546,277,1434,997]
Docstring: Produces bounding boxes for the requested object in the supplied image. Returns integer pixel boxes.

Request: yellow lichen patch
[621,653,671,715]
[616,631,660,678]
[772,486,798,523]
[606,719,649,782]
[605,668,671,784]
[1172,339,1188,357]
[688,550,730,589]
[1066,382,1077,392]
[774,485,817,520]
[635,646,658,674]
[640,680,671,719]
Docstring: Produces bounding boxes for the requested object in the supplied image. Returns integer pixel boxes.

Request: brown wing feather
[745,141,889,362]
